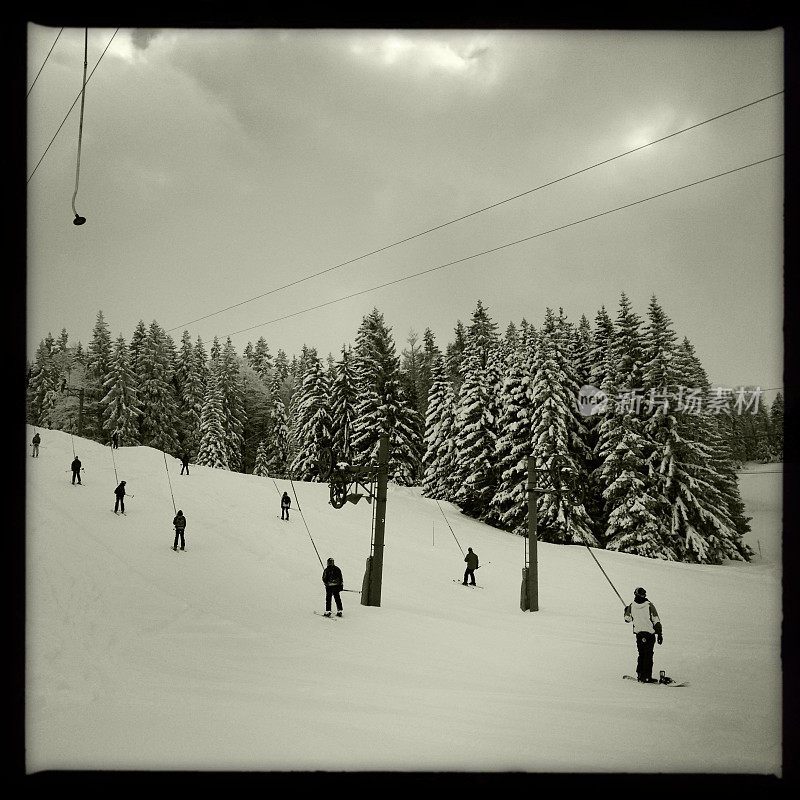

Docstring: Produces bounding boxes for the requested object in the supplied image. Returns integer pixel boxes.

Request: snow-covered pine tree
[26,336,59,427]
[265,394,290,477]
[445,319,467,391]
[488,330,536,532]
[529,309,596,544]
[196,368,230,469]
[770,392,784,460]
[129,320,148,377]
[452,343,497,518]
[218,338,247,472]
[289,357,332,480]
[253,439,270,477]
[592,294,659,551]
[421,355,457,500]
[330,345,357,460]
[663,335,752,563]
[174,331,204,457]
[251,336,273,385]
[137,321,181,454]
[349,308,421,483]
[100,335,142,444]
[85,311,113,382]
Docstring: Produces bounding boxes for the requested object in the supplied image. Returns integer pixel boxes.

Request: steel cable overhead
[27,28,119,185]
[27,27,64,97]
[167,90,783,335]
[221,153,783,339]
[71,28,89,226]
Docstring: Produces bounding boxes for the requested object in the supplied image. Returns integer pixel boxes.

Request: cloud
[131,29,162,51]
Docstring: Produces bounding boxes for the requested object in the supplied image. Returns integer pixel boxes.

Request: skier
[31,432,41,457]
[71,455,82,484]
[111,430,119,449]
[463,547,479,585]
[322,557,344,617]
[172,510,187,550]
[113,481,127,514]
[623,587,663,683]
[281,491,291,520]
[180,454,190,475]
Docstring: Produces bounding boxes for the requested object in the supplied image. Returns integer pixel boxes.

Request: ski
[313,611,343,619]
[453,579,483,589]
[622,675,688,687]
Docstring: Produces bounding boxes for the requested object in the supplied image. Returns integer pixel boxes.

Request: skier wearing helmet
[624,587,663,682]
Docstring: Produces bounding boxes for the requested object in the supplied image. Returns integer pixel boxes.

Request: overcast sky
[26,26,784,398]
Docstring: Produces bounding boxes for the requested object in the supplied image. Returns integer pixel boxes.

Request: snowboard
[314,611,343,619]
[453,579,483,589]
[623,675,688,687]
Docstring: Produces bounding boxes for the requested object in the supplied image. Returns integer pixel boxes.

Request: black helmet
[634,587,646,598]
[178,510,183,515]
[327,557,334,564]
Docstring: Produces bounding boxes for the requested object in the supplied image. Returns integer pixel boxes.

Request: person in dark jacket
[71,456,82,484]
[281,491,291,520]
[111,430,119,449]
[113,481,127,514]
[463,547,479,585]
[173,510,187,550]
[623,587,664,682]
[322,557,344,616]
[31,433,41,457]
[180,454,190,475]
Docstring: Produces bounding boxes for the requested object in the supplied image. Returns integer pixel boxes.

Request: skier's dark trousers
[173,510,186,550]
[623,587,663,682]
[281,492,291,520]
[71,457,82,484]
[322,558,343,615]
[114,481,127,514]
[180,455,190,475]
[463,547,479,585]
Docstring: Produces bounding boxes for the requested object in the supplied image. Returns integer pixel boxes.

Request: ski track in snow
[25,426,782,774]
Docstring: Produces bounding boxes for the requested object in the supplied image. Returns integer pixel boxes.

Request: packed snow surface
[26,427,782,773]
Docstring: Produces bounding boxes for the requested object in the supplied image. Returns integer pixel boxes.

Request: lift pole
[521,455,539,612]
[361,434,390,608]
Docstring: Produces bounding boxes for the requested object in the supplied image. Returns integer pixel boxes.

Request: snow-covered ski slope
[25,426,782,773]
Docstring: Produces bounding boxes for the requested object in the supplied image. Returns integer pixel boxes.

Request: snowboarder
[71,456,82,484]
[623,587,664,683]
[113,481,127,514]
[463,547,479,585]
[111,430,120,449]
[281,491,291,520]
[180,454,190,475]
[31,432,41,457]
[322,557,344,616]
[173,510,187,550]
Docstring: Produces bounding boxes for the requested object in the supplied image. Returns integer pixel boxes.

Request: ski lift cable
[583,545,626,606]
[289,478,324,568]
[27,28,119,185]
[167,90,784,335]
[70,28,89,225]
[110,441,119,484]
[27,27,64,98]
[435,499,464,555]
[221,154,784,340]
[162,451,177,515]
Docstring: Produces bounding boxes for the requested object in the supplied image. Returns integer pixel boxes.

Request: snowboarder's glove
[657,634,663,645]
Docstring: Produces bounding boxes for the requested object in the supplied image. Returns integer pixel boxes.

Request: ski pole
[341,589,361,593]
